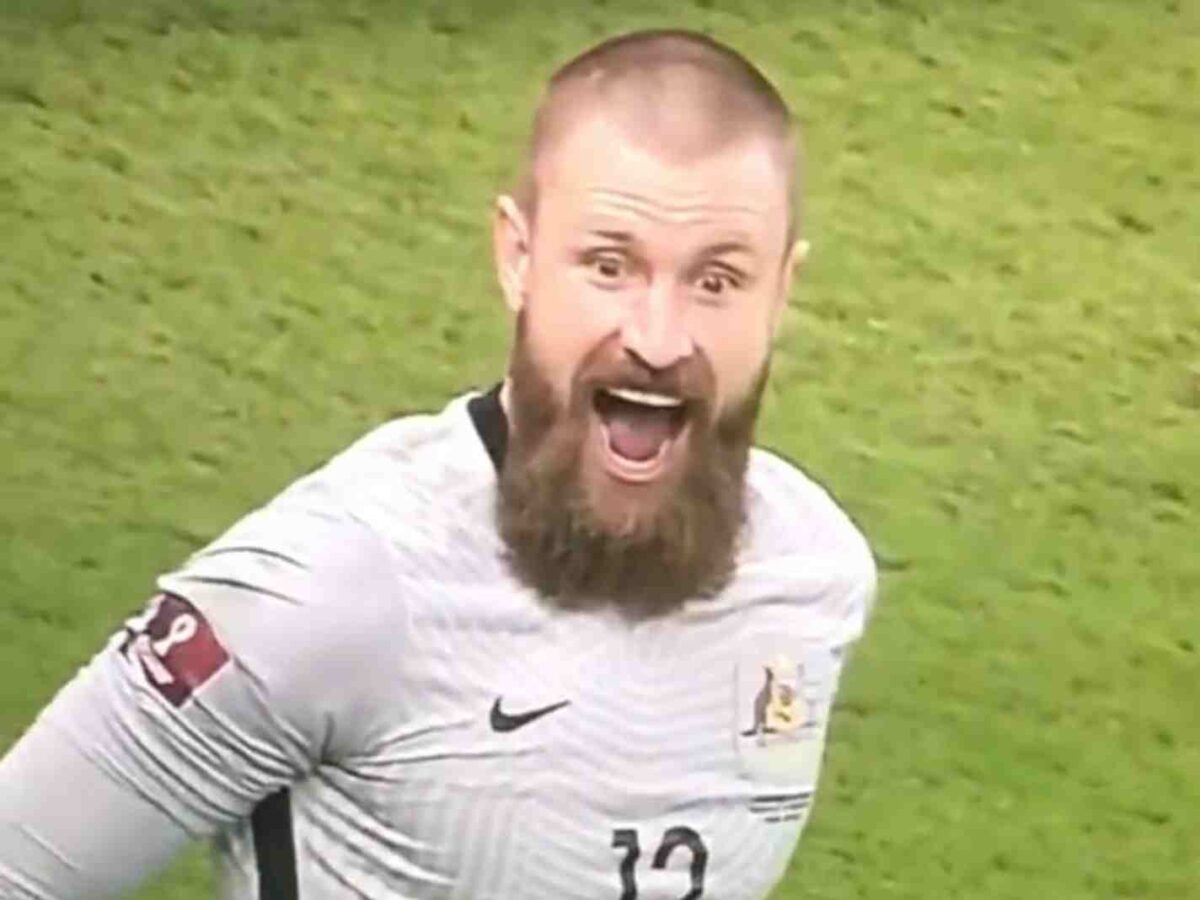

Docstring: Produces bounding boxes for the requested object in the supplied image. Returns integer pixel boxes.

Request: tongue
[605,405,674,462]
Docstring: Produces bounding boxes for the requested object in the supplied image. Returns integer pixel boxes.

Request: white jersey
[0,388,876,900]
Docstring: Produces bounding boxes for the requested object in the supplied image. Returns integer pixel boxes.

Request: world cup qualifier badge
[735,638,838,787]
[119,593,230,707]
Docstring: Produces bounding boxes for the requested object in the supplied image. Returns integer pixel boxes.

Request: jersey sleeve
[0,505,403,898]
[748,448,879,648]
[826,523,877,649]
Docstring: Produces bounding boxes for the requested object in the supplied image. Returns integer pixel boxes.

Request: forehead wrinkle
[584,188,772,226]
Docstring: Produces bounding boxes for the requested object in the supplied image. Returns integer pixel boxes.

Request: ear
[493,194,532,315]
[771,237,810,335]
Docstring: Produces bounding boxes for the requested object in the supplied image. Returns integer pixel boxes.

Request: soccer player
[0,30,876,899]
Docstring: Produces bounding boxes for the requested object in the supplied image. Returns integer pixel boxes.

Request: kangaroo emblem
[742,654,806,739]
[741,665,777,737]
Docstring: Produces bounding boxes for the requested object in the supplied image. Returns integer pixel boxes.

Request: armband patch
[120,593,230,707]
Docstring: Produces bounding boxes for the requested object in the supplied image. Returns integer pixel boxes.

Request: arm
[0,508,398,898]
[0,692,196,899]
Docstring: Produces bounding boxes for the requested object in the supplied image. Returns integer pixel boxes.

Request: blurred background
[1,0,1196,897]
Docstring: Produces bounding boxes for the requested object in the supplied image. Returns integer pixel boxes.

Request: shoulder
[284,392,497,542]
[185,391,497,586]
[287,392,494,516]
[159,392,494,650]
[739,447,877,633]
[746,447,873,570]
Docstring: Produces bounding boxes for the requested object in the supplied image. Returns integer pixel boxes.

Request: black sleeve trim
[251,789,299,900]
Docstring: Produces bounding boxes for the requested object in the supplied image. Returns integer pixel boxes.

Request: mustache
[569,343,717,409]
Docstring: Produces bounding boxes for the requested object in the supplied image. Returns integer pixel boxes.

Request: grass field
[1,0,1197,897]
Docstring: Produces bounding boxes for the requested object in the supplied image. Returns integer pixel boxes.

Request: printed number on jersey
[612,826,707,899]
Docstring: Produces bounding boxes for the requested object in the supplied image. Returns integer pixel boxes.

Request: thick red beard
[496,316,766,617]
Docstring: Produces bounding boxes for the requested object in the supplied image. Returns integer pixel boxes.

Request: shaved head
[517,29,801,239]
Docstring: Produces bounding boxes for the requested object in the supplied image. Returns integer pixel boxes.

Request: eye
[584,251,630,286]
[695,269,739,300]
[595,255,624,278]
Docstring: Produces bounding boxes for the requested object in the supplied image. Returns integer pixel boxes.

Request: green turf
[1,0,1197,897]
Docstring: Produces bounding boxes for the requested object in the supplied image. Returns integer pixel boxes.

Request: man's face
[494,112,803,610]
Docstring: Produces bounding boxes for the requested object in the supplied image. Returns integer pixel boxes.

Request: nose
[620,281,695,372]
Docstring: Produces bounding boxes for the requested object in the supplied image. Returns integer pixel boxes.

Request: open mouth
[592,386,689,481]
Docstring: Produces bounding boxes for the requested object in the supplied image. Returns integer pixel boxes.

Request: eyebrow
[587,229,637,245]
[584,232,757,259]
[700,240,756,258]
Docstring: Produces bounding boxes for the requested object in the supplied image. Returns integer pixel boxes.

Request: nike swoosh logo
[490,697,570,732]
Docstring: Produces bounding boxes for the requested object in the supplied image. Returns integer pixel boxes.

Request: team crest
[735,639,837,785]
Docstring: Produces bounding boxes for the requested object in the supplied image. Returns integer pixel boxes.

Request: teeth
[605,387,684,408]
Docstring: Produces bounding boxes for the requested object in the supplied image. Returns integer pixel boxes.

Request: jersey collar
[466,382,508,473]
